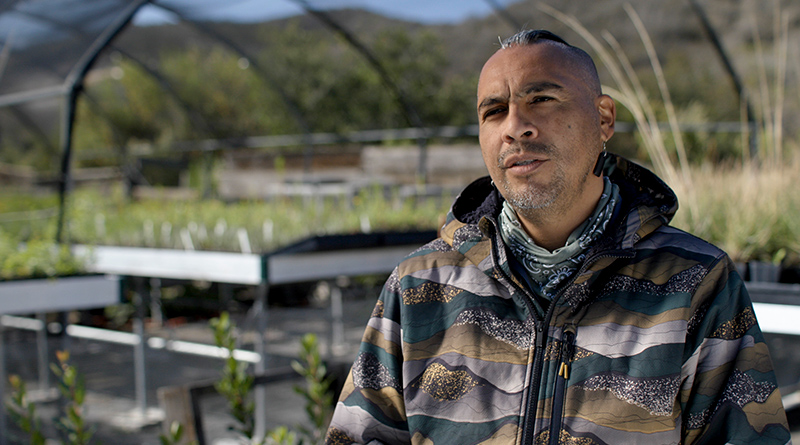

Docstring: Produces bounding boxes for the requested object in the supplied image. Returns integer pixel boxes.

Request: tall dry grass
[671,1,798,265]
[539,3,696,216]
[540,3,799,265]
[670,156,800,264]
[748,0,790,165]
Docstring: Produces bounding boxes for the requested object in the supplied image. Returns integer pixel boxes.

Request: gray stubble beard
[500,175,563,211]
[500,164,592,227]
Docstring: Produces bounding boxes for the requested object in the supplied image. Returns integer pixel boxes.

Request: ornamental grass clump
[670,156,800,266]
[540,2,798,267]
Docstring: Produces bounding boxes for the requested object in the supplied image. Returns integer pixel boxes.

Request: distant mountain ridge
[119,0,798,80]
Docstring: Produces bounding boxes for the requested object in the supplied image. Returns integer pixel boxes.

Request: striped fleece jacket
[326,155,790,444]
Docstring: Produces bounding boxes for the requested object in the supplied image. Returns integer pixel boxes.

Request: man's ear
[597,95,616,141]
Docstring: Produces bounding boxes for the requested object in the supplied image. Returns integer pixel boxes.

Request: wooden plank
[74,245,263,285]
[266,245,413,285]
[74,243,416,286]
[157,386,197,445]
[0,275,120,315]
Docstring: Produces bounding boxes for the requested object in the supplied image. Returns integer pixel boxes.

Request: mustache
[497,142,553,168]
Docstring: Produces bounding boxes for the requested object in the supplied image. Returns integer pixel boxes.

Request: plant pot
[748,261,781,283]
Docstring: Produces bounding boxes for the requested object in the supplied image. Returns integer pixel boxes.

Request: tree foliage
[67,23,476,168]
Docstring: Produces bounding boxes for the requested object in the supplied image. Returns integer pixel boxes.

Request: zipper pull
[557,362,569,379]
[536,324,547,350]
[558,330,576,380]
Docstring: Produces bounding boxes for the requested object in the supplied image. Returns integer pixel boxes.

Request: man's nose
[502,106,538,143]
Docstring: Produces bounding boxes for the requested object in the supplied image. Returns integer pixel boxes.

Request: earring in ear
[592,141,610,177]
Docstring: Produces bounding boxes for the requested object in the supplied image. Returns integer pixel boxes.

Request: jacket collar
[441,154,679,257]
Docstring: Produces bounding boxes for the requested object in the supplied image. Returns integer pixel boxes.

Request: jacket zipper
[548,328,576,445]
[484,218,633,445]
[522,250,636,444]
[517,250,633,444]
[487,222,558,445]
[521,301,555,445]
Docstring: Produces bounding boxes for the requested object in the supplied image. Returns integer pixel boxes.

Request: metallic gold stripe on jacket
[403,282,463,305]
[413,362,481,402]
[711,306,757,340]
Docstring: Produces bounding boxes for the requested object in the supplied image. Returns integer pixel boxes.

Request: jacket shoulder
[640,224,730,266]
[395,237,474,277]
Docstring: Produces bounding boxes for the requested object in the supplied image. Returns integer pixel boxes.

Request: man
[326,30,790,444]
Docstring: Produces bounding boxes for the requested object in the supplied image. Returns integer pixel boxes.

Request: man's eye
[531,96,553,104]
[483,108,505,119]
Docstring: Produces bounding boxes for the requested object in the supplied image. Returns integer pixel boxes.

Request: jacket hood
[440,154,679,255]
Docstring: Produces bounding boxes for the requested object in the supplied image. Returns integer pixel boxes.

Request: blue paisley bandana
[499,177,619,298]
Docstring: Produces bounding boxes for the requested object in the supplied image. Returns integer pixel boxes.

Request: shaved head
[497,30,602,96]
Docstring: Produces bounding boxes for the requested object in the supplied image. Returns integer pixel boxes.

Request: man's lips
[501,154,547,171]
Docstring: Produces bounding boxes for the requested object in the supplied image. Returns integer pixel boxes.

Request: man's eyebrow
[477,96,506,110]
[518,81,564,97]
[478,82,565,111]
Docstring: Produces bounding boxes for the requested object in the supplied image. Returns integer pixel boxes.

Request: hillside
[119,0,798,80]
[2,0,797,174]
[116,0,799,126]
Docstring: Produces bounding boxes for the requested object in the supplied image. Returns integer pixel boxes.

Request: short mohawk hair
[499,29,570,49]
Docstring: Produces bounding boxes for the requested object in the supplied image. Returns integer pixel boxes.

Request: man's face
[477,43,612,218]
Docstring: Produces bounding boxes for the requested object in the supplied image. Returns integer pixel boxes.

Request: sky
[132,0,516,26]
